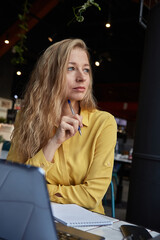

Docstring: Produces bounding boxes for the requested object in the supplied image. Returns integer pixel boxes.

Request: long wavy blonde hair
[11,38,97,162]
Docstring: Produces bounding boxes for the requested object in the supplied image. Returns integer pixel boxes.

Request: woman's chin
[67,94,85,102]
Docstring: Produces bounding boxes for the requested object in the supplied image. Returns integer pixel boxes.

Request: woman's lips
[73,87,86,92]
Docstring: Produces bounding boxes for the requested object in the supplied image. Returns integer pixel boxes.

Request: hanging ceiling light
[95,61,100,66]
[4,34,10,44]
[4,39,9,44]
[16,71,22,76]
[48,36,53,42]
[105,2,112,29]
[105,22,111,28]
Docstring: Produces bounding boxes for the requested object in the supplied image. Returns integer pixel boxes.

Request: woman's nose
[76,69,86,82]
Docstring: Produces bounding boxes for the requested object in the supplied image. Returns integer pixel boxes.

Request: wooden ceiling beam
[0,0,59,58]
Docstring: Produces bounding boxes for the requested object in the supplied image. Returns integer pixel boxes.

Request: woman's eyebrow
[68,62,76,65]
[68,62,90,67]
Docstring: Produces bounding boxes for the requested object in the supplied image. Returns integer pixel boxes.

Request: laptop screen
[0,159,58,240]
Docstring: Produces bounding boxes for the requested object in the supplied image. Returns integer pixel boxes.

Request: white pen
[67,99,82,136]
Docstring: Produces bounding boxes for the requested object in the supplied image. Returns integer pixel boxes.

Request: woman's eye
[84,68,90,73]
[68,67,75,71]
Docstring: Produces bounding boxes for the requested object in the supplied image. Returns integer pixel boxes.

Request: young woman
[7,38,117,214]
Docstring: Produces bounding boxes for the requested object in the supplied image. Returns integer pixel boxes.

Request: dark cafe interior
[0,0,160,239]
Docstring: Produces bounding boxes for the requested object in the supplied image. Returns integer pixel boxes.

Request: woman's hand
[54,114,83,145]
[43,114,83,162]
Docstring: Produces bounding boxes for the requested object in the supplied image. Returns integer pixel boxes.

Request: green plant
[11,0,101,65]
[0,117,6,123]
[11,0,31,65]
[72,0,101,23]
[0,135,5,144]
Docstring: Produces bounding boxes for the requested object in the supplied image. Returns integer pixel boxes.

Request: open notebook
[0,159,105,240]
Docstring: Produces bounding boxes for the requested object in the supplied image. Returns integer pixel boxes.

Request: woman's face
[65,47,90,102]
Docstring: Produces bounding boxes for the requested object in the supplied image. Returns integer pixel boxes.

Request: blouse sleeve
[7,143,53,174]
[47,115,117,211]
[7,142,24,163]
[6,110,53,172]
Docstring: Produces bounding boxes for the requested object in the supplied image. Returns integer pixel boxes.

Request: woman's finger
[72,114,83,128]
[61,116,80,132]
[60,118,76,136]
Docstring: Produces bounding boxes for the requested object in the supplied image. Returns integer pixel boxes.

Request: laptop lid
[0,159,105,240]
[0,159,58,240]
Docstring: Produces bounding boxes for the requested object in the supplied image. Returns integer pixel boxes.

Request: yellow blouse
[7,109,117,214]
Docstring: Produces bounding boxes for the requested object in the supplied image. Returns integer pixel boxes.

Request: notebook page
[51,203,113,227]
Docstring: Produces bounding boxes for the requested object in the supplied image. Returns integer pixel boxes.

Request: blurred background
[0,0,147,124]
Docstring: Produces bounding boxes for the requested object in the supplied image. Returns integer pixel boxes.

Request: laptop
[0,159,104,240]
